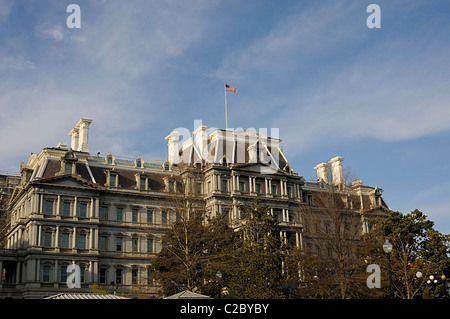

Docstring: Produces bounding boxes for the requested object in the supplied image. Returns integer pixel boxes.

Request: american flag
[225,84,238,93]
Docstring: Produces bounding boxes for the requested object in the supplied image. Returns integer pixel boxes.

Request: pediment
[33,174,100,189]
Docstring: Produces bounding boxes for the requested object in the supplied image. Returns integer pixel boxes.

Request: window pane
[116,208,122,221]
[132,209,138,222]
[147,210,153,223]
[99,236,107,250]
[78,234,86,249]
[65,163,72,174]
[116,237,122,251]
[61,266,67,282]
[62,202,71,216]
[44,232,52,247]
[79,203,87,217]
[43,266,50,282]
[100,206,107,220]
[61,233,70,248]
[45,201,53,215]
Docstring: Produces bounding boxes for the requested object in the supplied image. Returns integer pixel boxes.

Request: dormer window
[135,156,143,168]
[135,173,150,191]
[61,149,78,175]
[106,153,115,165]
[105,170,119,188]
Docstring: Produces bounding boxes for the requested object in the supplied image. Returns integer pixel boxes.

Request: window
[239,181,245,192]
[45,200,53,215]
[132,237,138,252]
[78,234,86,249]
[100,206,108,220]
[65,163,72,174]
[116,207,123,221]
[62,202,71,216]
[132,268,138,284]
[60,265,68,282]
[147,210,153,223]
[43,266,51,282]
[132,208,138,222]
[221,179,227,192]
[255,183,261,193]
[287,187,292,198]
[99,235,107,250]
[168,181,174,192]
[80,266,85,283]
[99,268,107,284]
[147,238,154,253]
[61,233,70,248]
[140,178,146,190]
[136,160,142,168]
[79,203,87,218]
[116,237,123,251]
[44,231,52,247]
[161,211,167,225]
[272,185,277,195]
[115,268,122,284]
[107,156,113,165]
[109,174,116,187]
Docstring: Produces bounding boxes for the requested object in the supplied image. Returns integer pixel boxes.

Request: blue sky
[1,0,450,234]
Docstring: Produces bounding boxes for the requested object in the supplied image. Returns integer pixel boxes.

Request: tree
[362,209,450,299]
[297,183,379,298]
[226,200,285,299]
[152,165,235,297]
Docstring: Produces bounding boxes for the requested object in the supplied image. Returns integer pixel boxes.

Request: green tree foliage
[152,212,235,297]
[362,209,450,299]
[226,200,285,298]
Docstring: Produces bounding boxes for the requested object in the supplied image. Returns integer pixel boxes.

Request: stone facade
[0,118,389,298]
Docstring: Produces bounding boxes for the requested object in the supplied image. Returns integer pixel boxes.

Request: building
[0,118,389,298]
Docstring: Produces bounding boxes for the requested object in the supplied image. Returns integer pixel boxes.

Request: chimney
[68,127,79,150]
[165,131,182,164]
[314,162,329,184]
[193,125,209,159]
[328,156,345,186]
[77,118,93,153]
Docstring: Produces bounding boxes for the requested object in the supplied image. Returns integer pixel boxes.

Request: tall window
[44,231,52,247]
[79,203,87,218]
[147,210,153,223]
[161,211,167,225]
[132,268,138,284]
[61,233,70,248]
[100,206,108,220]
[65,163,72,174]
[132,237,138,252]
[147,238,154,253]
[140,178,146,190]
[60,265,68,283]
[116,207,123,221]
[221,179,227,192]
[99,268,107,284]
[132,208,138,222]
[239,181,245,192]
[115,268,122,284]
[62,202,71,216]
[78,233,86,249]
[45,200,53,215]
[43,266,51,282]
[99,235,107,250]
[109,174,116,187]
[116,237,123,251]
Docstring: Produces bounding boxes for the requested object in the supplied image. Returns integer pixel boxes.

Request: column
[37,225,42,246]
[54,260,58,283]
[55,226,60,248]
[72,227,77,249]
[56,195,61,216]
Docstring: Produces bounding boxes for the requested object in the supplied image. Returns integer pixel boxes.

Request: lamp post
[216,271,223,299]
[383,239,394,299]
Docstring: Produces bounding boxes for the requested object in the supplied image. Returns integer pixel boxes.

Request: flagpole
[224,82,228,130]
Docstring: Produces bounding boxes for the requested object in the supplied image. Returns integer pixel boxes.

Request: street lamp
[216,271,223,299]
[383,239,394,299]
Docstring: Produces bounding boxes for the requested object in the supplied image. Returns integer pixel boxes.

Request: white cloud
[36,24,65,41]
